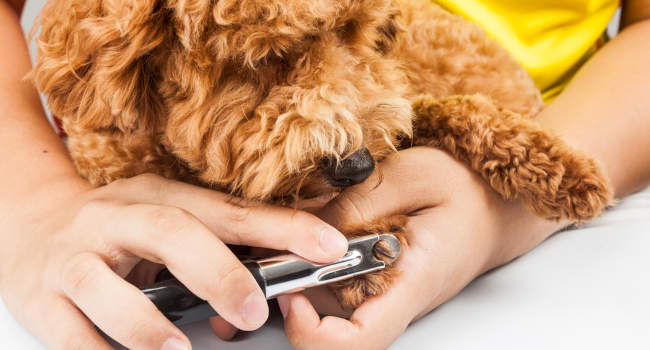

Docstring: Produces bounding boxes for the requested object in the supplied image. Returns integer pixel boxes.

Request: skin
[272,3,650,349]
[0,2,348,349]
[0,0,649,350]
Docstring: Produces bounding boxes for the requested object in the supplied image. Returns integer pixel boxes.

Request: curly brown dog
[32,0,612,309]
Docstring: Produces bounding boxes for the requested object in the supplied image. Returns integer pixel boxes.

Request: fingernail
[161,337,189,350]
[241,292,267,327]
[319,227,348,255]
[277,295,290,319]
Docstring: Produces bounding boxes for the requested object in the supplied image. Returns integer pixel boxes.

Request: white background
[2,2,648,349]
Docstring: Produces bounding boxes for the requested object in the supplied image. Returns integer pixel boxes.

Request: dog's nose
[323,147,375,187]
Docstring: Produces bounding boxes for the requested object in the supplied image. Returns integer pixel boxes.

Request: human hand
[0,173,348,350]
[276,147,566,349]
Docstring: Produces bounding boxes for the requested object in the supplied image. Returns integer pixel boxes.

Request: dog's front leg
[410,94,613,222]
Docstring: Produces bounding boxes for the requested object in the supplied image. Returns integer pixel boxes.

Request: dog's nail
[390,225,405,232]
[374,240,397,260]
[364,285,377,297]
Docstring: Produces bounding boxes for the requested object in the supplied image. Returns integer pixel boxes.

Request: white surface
[393,188,650,350]
[4,2,648,349]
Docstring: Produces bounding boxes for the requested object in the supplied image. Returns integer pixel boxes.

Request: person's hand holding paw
[275,147,565,350]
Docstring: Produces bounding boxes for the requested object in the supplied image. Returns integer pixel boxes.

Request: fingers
[209,316,239,341]
[278,291,411,350]
[100,203,269,331]
[103,174,347,263]
[278,274,416,350]
[318,147,452,229]
[59,253,189,350]
[277,294,328,349]
[125,260,165,287]
[207,201,347,263]
[23,295,113,350]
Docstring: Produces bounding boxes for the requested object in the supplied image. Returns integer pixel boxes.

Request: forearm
[537,19,650,198]
[0,1,87,216]
[487,20,650,268]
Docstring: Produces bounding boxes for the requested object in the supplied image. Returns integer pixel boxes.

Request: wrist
[23,171,91,206]
[3,171,91,236]
[421,151,555,276]
[482,197,568,273]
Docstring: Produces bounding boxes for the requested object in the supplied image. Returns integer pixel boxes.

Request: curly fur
[32,0,612,309]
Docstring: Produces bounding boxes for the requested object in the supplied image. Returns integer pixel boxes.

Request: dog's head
[34,0,413,202]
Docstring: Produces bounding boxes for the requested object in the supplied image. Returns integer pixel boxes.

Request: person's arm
[0,0,87,210]
[536,1,650,199]
[275,3,650,349]
[0,2,349,349]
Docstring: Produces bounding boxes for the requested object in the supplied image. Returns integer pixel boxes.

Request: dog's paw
[411,95,613,223]
[538,150,614,222]
[329,215,408,309]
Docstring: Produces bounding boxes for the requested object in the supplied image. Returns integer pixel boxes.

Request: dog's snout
[323,147,375,187]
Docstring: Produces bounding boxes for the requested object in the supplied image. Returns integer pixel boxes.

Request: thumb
[317,148,447,229]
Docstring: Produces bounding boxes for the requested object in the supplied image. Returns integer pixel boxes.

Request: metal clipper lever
[142,233,401,325]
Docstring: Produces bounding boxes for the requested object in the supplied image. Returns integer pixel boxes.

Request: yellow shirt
[434,0,619,101]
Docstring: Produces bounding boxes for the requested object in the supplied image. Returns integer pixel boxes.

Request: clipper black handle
[142,261,265,326]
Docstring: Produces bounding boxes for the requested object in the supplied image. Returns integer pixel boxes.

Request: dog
[32,0,612,309]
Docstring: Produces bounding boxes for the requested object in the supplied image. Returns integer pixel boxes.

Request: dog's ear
[32,0,169,132]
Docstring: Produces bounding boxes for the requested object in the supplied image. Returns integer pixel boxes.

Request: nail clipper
[141,233,401,325]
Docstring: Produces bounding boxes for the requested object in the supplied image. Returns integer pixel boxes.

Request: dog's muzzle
[323,147,375,187]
